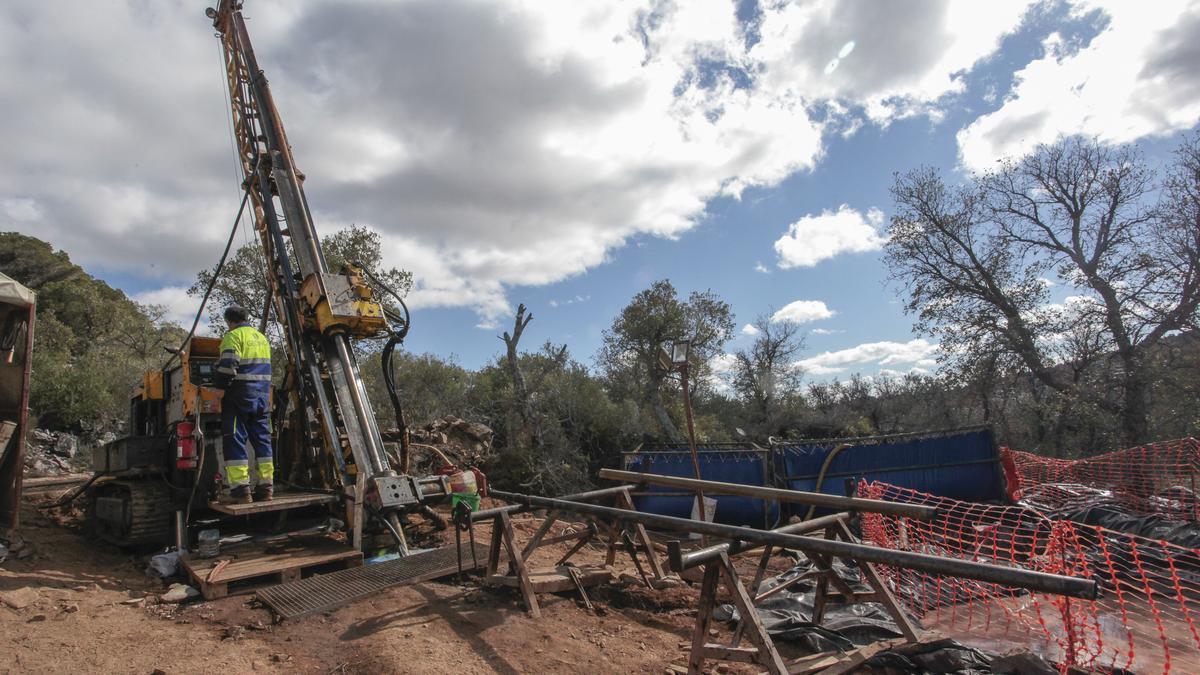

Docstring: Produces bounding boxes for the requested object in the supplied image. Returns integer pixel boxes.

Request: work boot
[227,485,253,505]
[253,483,274,502]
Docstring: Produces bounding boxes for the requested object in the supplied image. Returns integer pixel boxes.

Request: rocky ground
[0,488,779,674]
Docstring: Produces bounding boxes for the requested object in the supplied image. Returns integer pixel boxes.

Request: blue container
[775,428,1003,517]
[623,446,779,528]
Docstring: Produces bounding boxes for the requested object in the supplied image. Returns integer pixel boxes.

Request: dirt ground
[1,491,791,674]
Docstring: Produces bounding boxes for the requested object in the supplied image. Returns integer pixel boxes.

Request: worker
[214,304,274,503]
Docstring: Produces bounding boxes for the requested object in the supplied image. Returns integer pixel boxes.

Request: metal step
[256,541,489,620]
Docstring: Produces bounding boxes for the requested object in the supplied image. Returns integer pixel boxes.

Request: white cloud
[773,205,888,268]
[133,286,209,333]
[958,1,1200,169]
[771,300,835,325]
[740,323,761,336]
[797,338,940,377]
[754,262,770,274]
[707,351,739,394]
[809,328,843,336]
[752,1,1034,122]
[0,1,1037,323]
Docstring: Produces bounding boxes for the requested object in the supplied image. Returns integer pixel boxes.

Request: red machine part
[175,421,197,470]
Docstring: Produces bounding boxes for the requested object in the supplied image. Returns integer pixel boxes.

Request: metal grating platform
[256,541,489,620]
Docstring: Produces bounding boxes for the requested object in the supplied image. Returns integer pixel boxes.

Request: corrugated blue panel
[624,449,779,528]
[776,429,1002,517]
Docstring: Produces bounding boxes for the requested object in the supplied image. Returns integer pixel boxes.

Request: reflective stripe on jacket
[215,325,272,390]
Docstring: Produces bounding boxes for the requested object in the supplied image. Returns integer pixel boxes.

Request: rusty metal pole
[679,360,707,545]
[489,488,1099,600]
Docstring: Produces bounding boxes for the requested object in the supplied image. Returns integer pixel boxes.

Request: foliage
[0,233,184,431]
[189,224,412,335]
[730,314,806,439]
[596,279,735,443]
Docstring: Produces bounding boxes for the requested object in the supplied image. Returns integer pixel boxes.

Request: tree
[500,304,537,449]
[730,314,805,438]
[597,280,735,443]
[0,233,184,432]
[190,224,412,334]
[887,135,1200,448]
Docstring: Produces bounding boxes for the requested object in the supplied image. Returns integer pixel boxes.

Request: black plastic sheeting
[713,554,1044,673]
[1043,502,1200,549]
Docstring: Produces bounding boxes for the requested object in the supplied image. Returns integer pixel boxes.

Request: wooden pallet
[181,535,362,600]
[207,490,339,516]
[485,565,613,593]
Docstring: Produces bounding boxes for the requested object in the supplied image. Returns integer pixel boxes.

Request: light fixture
[669,339,691,366]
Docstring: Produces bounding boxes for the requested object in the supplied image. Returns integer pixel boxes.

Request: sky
[2,0,1199,380]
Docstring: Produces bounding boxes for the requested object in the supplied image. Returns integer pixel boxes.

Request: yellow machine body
[299,267,388,337]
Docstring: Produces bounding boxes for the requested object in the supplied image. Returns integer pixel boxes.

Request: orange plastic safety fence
[1002,438,1200,520]
[858,481,1200,673]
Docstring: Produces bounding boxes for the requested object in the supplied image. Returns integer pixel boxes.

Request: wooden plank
[553,530,595,566]
[207,490,338,516]
[180,537,361,584]
[786,652,841,675]
[484,567,612,593]
[818,638,908,675]
[701,645,760,663]
[718,551,787,675]
[520,511,560,558]
[499,510,541,618]
[686,562,721,675]
[833,519,921,642]
[616,489,665,580]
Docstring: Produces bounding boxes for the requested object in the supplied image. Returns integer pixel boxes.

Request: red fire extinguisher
[176,421,198,470]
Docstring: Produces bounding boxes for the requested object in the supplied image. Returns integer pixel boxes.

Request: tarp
[0,273,34,308]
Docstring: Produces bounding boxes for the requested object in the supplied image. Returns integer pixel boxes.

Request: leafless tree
[731,314,805,436]
[887,135,1200,446]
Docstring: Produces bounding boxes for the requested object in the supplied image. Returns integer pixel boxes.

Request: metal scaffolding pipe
[490,489,1098,601]
[599,468,938,520]
[471,484,634,521]
[673,512,850,571]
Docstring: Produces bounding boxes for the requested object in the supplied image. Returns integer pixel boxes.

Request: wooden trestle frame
[683,514,922,675]
[482,487,664,618]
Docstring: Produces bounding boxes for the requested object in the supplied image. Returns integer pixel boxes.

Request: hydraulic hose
[358,264,413,473]
[803,443,853,521]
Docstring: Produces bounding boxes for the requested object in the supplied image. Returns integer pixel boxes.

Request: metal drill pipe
[489,489,1098,600]
[673,512,850,571]
[598,468,938,520]
[470,484,635,521]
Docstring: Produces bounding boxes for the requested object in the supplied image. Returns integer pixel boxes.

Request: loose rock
[0,587,40,610]
[160,583,199,603]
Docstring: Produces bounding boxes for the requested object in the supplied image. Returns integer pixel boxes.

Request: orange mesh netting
[1001,438,1200,520]
[858,481,1200,673]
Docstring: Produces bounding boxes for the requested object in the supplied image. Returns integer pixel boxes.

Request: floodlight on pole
[660,337,706,541]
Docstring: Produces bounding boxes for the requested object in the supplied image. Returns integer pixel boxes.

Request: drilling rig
[85,0,469,559]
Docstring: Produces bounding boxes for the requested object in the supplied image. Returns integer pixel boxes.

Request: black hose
[357,264,413,472]
[164,187,251,370]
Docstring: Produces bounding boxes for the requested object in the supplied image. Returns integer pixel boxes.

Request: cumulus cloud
[797,339,939,377]
[958,1,1200,169]
[0,1,1040,322]
[809,328,843,336]
[752,1,1034,121]
[132,286,210,333]
[740,323,761,336]
[771,300,835,325]
[774,205,888,268]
